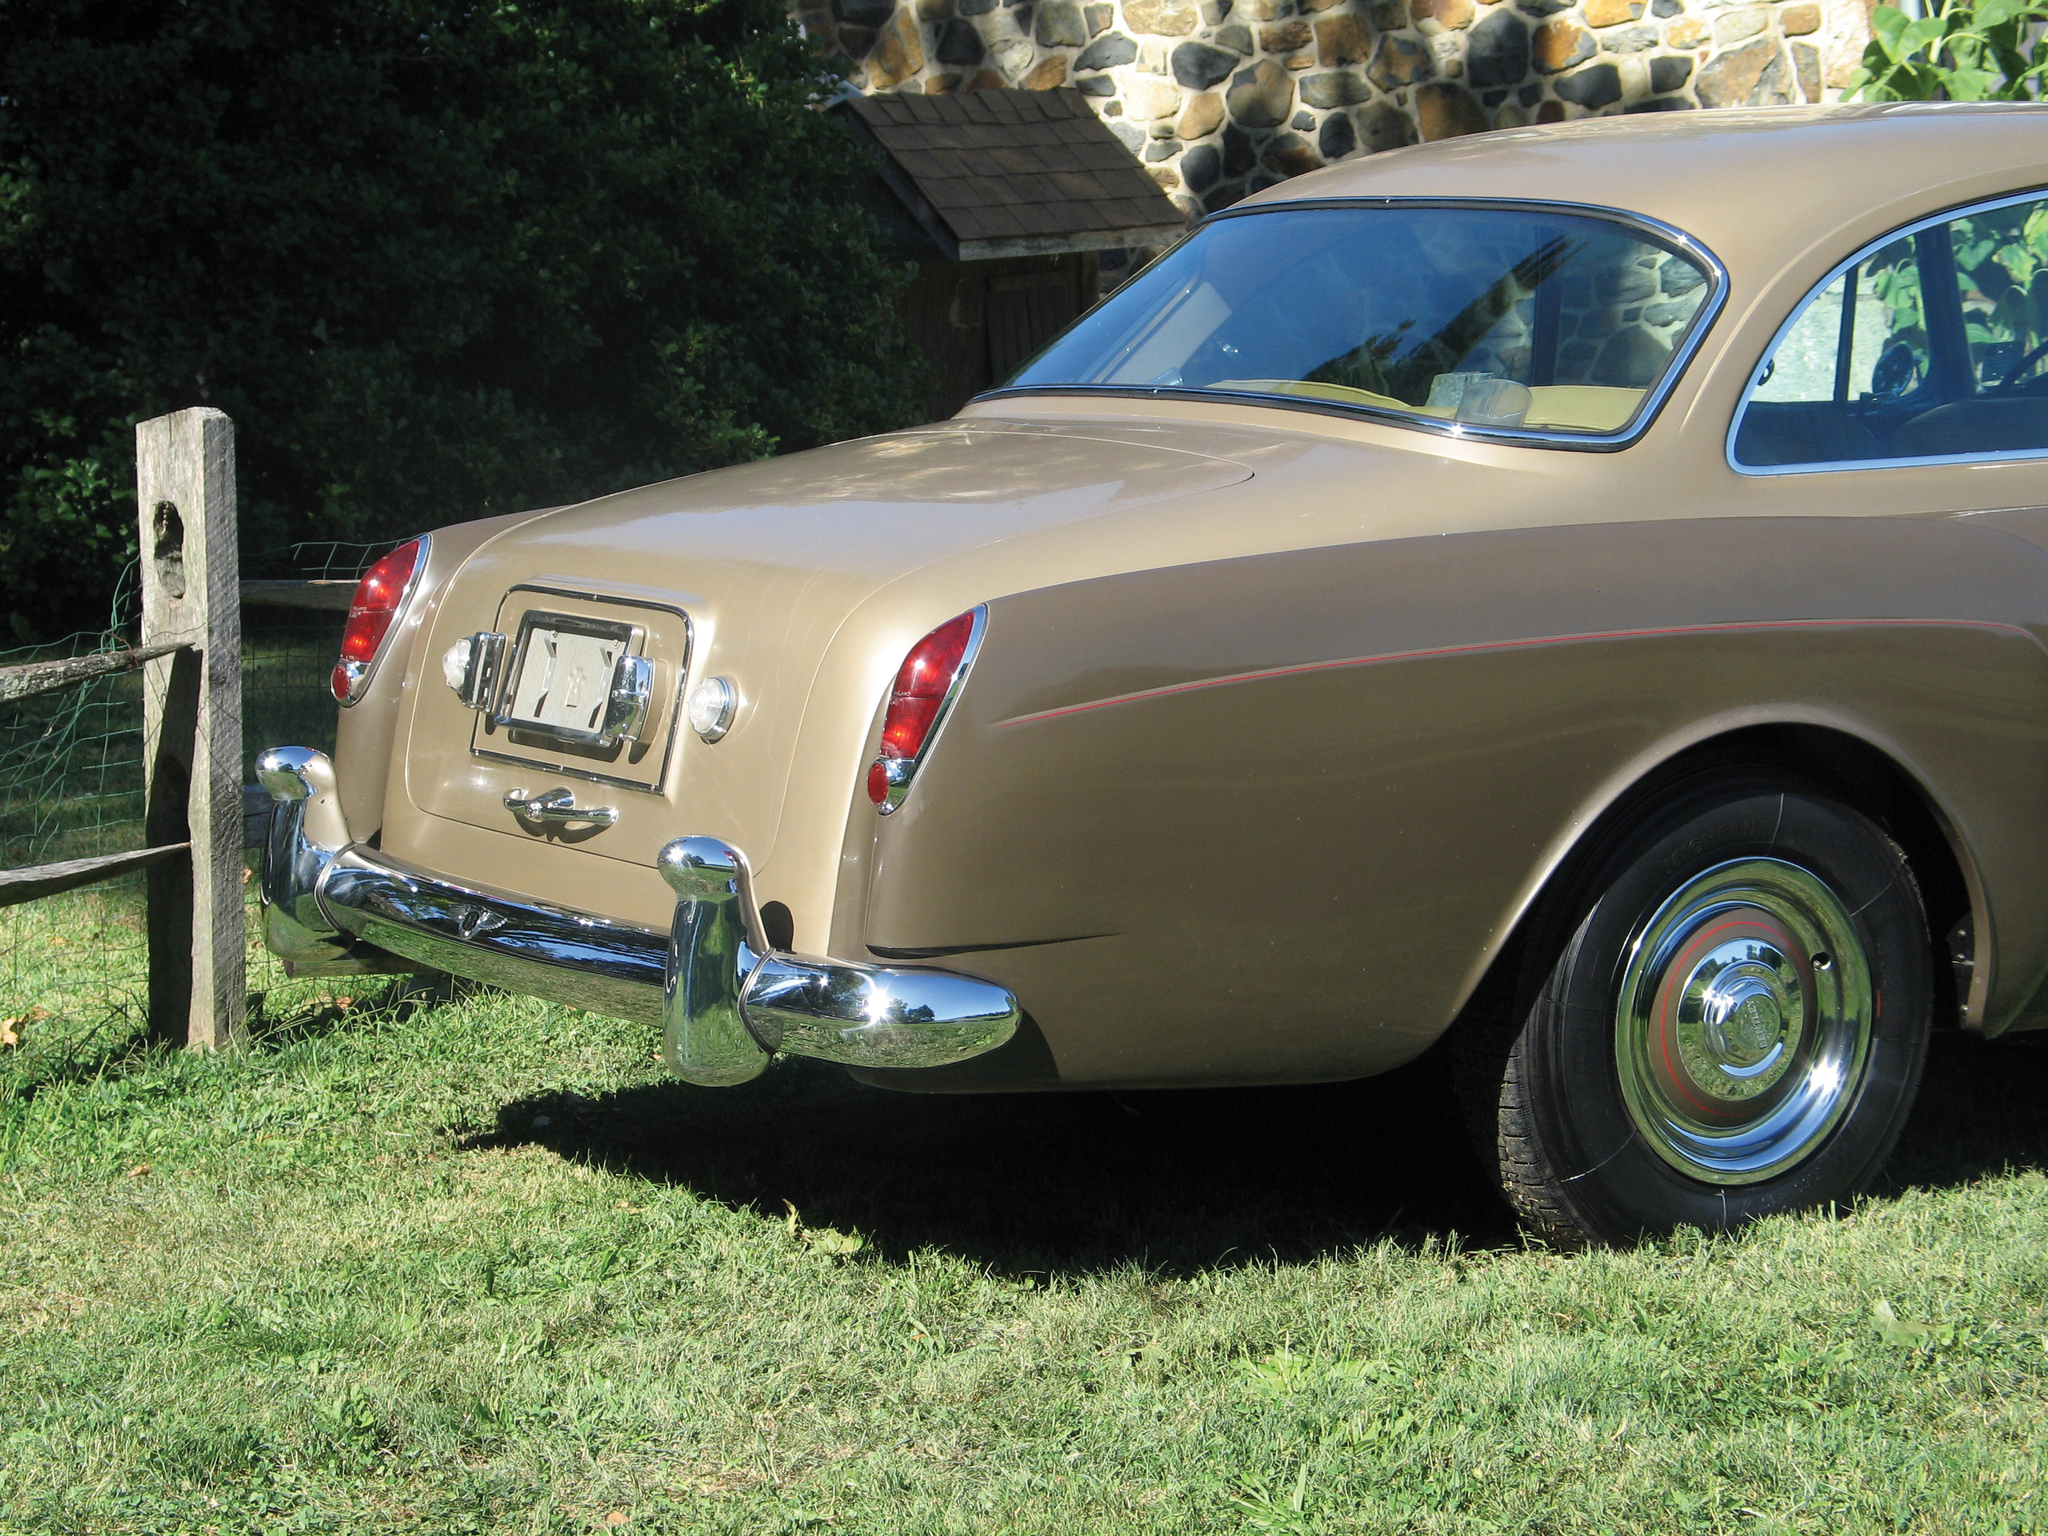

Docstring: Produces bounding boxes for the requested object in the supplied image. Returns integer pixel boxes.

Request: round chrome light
[686,675,737,742]
[440,637,473,693]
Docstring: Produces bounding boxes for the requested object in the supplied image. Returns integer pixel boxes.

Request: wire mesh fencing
[0,540,387,1064]
[0,619,153,1055]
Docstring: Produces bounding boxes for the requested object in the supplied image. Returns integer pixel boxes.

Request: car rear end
[255,476,1025,1086]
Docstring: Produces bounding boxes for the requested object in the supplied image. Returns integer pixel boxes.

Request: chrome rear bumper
[254,746,1020,1086]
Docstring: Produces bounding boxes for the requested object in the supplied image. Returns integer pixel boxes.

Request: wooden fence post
[137,408,245,1049]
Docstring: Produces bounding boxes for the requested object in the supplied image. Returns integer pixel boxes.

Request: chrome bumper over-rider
[253,746,1021,1086]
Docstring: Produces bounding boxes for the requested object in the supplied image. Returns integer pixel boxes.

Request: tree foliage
[0,0,924,637]
[1849,0,2048,101]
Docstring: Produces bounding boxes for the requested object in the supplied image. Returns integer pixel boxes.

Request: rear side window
[1732,192,2048,471]
[1003,203,1720,445]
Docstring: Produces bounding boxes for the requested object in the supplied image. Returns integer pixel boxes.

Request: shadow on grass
[0,1007,150,1102]
[4,971,462,1105]
[465,1023,2048,1276]
[242,971,466,1048]
[466,1041,1521,1275]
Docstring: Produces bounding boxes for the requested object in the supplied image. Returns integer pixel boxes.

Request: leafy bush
[0,0,924,638]
[1849,0,2048,101]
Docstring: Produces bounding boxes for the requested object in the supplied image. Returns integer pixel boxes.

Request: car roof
[1241,103,2048,277]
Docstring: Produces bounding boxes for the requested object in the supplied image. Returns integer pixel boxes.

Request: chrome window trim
[470,582,693,794]
[336,533,432,708]
[970,197,1729,455]
[874,604,988,815]
[1727,184,2048,477]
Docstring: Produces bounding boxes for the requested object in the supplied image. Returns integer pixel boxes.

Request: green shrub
[0,0,924,638]
[1849,0,2048,102]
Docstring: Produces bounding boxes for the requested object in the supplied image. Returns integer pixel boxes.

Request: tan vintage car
[258,101,2048,1246]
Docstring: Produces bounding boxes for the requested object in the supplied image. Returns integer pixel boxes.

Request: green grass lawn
[5,940,2048,1534]
[6,599,2042,1532]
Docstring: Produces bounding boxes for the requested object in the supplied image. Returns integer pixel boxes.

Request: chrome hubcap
[1614,857,1873,1185]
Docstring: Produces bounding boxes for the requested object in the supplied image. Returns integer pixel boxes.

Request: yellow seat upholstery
[1213,378,1643,433]
[1521,386,1645,432]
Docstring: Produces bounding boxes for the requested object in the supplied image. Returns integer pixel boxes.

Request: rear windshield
[1003,204,1717,441]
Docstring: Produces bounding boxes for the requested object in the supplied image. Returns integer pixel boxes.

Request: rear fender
[863,514,2048,1086]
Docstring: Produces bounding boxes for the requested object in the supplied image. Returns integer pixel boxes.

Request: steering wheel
[1994,336,2048,392]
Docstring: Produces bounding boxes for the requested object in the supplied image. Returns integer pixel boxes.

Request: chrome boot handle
[504,787,618,828]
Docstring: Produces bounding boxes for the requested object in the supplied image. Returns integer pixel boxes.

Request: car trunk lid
[391,421,1254,885]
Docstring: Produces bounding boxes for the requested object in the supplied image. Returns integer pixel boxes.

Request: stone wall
[796,0,1873,220]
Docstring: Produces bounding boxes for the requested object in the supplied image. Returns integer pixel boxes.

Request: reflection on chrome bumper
[254,747,1021,1086]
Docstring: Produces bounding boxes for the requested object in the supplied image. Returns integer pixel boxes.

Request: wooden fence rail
[0,641,189,708]
[0,412,376,1049]
[238,579,356,611]
[0,640,199,911]
[0,411,253,1049]
[0,843,193,908]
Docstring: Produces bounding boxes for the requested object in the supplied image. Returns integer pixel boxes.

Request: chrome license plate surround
[493,611,644,748]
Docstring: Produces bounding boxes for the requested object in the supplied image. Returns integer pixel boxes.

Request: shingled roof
[836,89,1188,262]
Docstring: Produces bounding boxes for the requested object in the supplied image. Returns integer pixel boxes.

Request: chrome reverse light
[687,675,738,743]
[442,631,507,710]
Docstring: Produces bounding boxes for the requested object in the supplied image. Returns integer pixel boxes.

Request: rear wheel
[1459,780,1932,1247]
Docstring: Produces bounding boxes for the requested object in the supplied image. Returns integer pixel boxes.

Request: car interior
[1007,204,1713,438]
[1733,199,2048,468]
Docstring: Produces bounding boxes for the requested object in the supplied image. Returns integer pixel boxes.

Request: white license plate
[502,623,627,740]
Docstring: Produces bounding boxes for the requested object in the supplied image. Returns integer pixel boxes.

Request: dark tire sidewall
[1519,787,1930,1244]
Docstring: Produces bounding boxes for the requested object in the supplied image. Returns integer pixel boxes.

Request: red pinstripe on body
[993,616,2042,730]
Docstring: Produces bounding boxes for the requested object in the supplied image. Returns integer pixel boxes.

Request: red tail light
[331,537,426,704]
[867,608,982,812]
